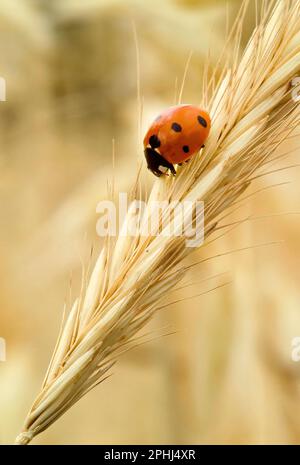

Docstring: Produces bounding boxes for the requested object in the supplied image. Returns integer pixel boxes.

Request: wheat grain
[15,0,300,445]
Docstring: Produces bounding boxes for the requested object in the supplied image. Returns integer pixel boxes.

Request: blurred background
[1,0,300,445]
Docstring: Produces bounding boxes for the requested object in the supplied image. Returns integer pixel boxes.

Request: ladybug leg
[144,147,176,177]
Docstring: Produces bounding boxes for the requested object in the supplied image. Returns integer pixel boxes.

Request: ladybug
[143,104,211,177]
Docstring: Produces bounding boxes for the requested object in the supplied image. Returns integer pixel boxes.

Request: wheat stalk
[16,0,300,445]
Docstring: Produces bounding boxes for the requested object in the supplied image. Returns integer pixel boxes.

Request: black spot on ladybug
[197,115,207,128]
[171,122,182,132]
[149,134,161,149]
[182,145,190,153]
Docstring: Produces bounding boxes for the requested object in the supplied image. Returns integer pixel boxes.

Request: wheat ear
[16,0,300,445]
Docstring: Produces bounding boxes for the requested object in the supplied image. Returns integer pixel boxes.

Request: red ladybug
[144,104,211,177]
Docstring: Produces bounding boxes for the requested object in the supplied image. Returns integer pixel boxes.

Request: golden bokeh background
[1,0,300,444]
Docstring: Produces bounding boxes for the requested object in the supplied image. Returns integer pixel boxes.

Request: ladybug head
[144,147,176,177]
